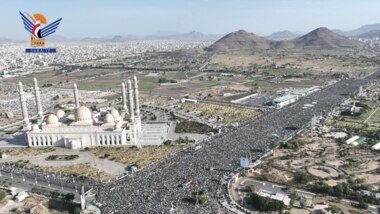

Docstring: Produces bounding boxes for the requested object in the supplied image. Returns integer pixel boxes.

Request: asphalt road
[96,72,380,213]
[0,170,80,202]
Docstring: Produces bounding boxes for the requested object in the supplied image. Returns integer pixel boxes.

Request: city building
[273,94,299,109]
[272,86,320,109]
[18,77,150,149]
[258,189,291,206]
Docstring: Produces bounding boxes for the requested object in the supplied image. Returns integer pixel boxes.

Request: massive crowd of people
[95,71,380,213]
[0,71,378,213]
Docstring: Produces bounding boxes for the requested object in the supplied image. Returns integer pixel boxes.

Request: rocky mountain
[356,30,380,39]
[293,27,361,49]
[266,30,300,41]
[205,30,270,52]
[205,27,362,52]
[335,23,380,36]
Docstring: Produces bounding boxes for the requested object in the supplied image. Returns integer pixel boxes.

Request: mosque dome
[110,108,120,118]
[47,114,59,124]
[104,113,115,124]
[55,109,65,119]
[76,106,92,121]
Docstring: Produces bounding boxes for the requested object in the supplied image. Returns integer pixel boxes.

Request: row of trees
[158,78,177,83]
[312,179,380,207]
[251,193,285,212]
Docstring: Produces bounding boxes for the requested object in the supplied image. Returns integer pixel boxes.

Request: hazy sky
[3,0,380,39]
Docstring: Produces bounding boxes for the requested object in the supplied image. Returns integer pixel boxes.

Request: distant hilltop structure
[18,77,146,149]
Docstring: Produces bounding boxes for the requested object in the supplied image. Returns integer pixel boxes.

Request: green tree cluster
[251,193,285,212]
[0,190,7,201]
[293,172,313,184]
[191,190,207,204]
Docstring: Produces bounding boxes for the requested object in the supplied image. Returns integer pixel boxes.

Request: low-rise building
[258,189,291,206]
[180,98,197,103]
[346,136,366,146]
[371,142,380,150]
[16,191,28,202]
[273,94,299,109]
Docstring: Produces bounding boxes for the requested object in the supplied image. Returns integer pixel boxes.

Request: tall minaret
[33,78,43,120]
[133,76,140,116]
[73,83,80,109]
[127,80,135,123]
[121,82,127,113]
[18,82,30,129]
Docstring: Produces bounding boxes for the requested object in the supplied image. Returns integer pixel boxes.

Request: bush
[46,155,58,161]
[191,190,207,204]
[73,207,81,214]
[356,201,368,209]
[163,140,172,146]
[293,172,313,184]
[50,191,60,199]
[65,193,75,201]
[66,155,79,160]
[0,190,7,201]
[281,140,307,151]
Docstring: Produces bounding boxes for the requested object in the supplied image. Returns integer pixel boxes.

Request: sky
[2,0,380,39]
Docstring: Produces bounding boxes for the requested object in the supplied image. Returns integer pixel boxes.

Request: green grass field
[175,121,214,134]
[77,81,120,90]
[334,101,380,130]
[138,80,157,91]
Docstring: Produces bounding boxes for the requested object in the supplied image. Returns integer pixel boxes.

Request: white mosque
[18,77,148,149]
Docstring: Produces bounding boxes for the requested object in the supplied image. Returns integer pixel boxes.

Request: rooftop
[273,94,298,103]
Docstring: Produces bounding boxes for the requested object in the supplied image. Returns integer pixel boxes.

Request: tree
[293,172,313,184]
[163,140,172,146]
[73,207,82,214]
[191,190,207,204]
[0,190,6,201]
[50,191,60,199]
[65,193,75,201]
[251,193,285,212]
[30,119,38,124]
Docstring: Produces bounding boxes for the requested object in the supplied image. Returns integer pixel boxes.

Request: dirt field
[88,145,183,167]
[208,50,379,75]
[178,102,259,125]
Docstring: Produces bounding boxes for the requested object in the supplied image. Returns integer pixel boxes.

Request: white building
[258,189,291,206]
[273,86,320,109]
[180,98,197,103]
[273,94,299,109]
[372,142,380,150]
[16,192,28,202]
[18,77,149,150]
